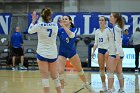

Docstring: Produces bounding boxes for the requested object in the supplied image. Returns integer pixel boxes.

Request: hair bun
[41,7,52,22]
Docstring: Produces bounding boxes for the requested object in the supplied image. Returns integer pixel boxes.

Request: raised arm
[28,11,39,34]
[59,19,75,38]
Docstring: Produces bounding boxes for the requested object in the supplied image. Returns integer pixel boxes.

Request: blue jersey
[58,27,78,58]
[11,32,23,48]
[122,35,130,46]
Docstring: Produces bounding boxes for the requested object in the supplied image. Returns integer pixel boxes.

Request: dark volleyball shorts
[98,48,107,55]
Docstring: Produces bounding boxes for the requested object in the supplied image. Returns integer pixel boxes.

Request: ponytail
[112,12,124,29]
[118,14,124,29]
[70,22,75,28]
[67,16,75,28]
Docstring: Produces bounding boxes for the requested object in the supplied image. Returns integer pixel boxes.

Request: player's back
[28,21,58,59]
[37,22,58,58]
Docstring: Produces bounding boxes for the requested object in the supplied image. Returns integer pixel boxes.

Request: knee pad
[59,74,65,81]
[78,69,84,76]
[99,70,105,76]
[42,79,49,87]
[54,77,61,87]
[107,72,114,79]
[117,73,124,80]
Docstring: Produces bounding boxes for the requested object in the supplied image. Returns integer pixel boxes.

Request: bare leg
[12,56,16,67]
[98,53,107,91]
[37,59,50,93]
[49,61,61,93]
[116,59,124,91]
[107,56,117,91]
[69,54,94,92]
[20,56,24,66]
[57,56,67,92]
[69,54,87,83]
[98,53,106,85]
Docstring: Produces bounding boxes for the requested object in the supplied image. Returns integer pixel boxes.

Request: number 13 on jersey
[99,38,103,42]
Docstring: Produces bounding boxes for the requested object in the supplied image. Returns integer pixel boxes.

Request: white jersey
[94,27,110,49]
[28,22,58,59]
[108,25,124,56]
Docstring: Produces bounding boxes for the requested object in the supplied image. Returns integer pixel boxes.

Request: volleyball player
[91,16,110,92]
[28,8,61,93]
[107,13,125,93]
[57,15,94,93]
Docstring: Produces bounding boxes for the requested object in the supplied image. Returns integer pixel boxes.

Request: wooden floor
[0,69,139,93]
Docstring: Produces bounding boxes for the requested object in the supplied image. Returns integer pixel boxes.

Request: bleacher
[0,35,10,68]
[0,31,95,69]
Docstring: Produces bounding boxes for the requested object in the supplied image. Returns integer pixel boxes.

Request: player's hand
[32,11,38,24]
[59,18,65,27]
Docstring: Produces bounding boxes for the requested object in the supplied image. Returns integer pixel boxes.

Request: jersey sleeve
[28,23,40,34]
[114,27,122,55]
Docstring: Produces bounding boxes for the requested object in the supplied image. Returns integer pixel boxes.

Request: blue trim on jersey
[36,54,57,63]
[98,48,107,55]
[110,55,124,59]
[113,27,116,41]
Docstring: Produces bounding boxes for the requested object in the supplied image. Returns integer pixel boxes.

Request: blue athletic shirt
[122,34,130,46]
[58,27,78,53]
[11,32,23,48]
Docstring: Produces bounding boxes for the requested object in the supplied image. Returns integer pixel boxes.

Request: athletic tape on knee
[107,72,114,79]
[42,79,49,87]
[78,69,84,76]
[117,73,124,80]
[54,77,61,87]
[99,70,105,76]
[59,74,65,81]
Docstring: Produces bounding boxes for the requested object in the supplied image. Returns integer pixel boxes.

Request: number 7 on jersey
[47,29,52,37]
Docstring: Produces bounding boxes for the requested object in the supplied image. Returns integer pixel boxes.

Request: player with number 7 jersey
[28,8,62,93]
[28,19,58,59]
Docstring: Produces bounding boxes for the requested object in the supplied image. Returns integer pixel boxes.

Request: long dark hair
[67,16,75,28]
[112,12,124,29]
[41,8,52,23]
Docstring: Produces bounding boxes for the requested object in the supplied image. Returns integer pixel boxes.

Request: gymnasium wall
[79,0,140,12]
[0,0,140,64]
